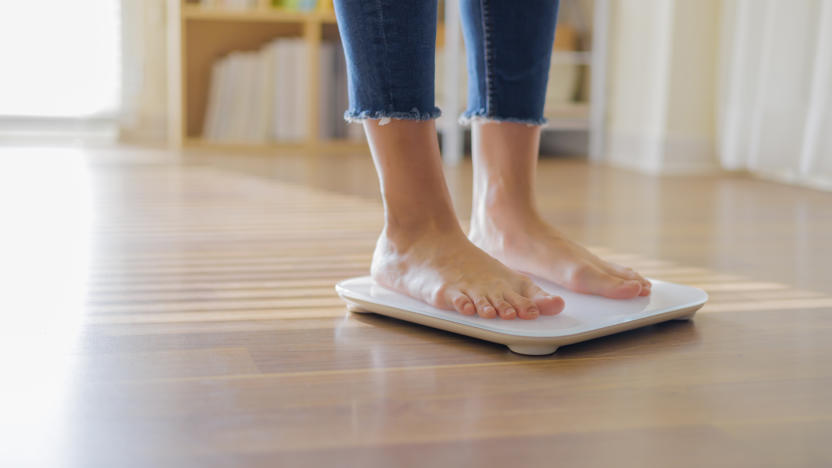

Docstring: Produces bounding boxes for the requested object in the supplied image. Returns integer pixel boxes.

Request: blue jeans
[334,0,560,125]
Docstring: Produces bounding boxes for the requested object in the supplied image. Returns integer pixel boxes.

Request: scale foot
[507,344,559,356]
[345,302,370,314]
[673,311,698,321]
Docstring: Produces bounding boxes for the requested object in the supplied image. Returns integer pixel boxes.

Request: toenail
[506,308,516,316]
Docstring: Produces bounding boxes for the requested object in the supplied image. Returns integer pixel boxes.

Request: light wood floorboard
[1,145,830,467]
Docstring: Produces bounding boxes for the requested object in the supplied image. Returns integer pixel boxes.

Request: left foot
[469,213,651,299]
[468,120,650,299]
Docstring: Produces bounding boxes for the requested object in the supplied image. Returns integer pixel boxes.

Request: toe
[504,290,540,320]
[639,280,652,296]
[487,293,516,320]
[599,261,649,286]
[572,264,643,299]
[616,280,643,298]
[450,292,476,315]
[605,262,639,279]
[472,294,497,319]
[525,284,565,315]
[609,263,652,293]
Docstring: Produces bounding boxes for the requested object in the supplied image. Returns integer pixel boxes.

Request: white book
[223,0,254,10]
[317,42,335,139]
[234,52,259,142]
[282,39,298,141]
[224,52,246,141]
[242,53,262,143]
[288,39,299,141]
[253,42,277,142]
[271,40,289,141]
[281,40,295,141]
[347,120,365,141]
[293,39,309,141]
[215,55,235,140]
[203,59,224,140]
[246,53,263,142]
[235,54,251,142]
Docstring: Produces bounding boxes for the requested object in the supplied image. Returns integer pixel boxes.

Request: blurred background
[1,0,829,188]
[2,2,832,466]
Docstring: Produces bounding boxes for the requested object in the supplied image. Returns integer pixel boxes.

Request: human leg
[459,0,650,298]
[333,0,564,317]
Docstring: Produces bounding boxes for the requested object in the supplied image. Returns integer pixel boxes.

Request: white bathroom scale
[335,276,707,355]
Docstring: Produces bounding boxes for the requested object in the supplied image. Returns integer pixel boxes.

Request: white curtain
[119,0,169,143]
[0,0,120,119]
[718,0,832,190]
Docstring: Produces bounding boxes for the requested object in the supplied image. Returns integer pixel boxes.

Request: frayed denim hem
[344,108,442,125]
[458,110,547,127]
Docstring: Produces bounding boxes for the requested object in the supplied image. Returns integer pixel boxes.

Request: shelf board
[543,103,591,130]
[316,140,369,154]
[184,137,366,154]
[551,51,592,66]
[182,5,337,24]
[543,117,590,131]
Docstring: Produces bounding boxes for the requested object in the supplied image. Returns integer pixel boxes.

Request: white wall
[717,0,832,189]
[120,0,169,143]
[663,0,720,171]
[605,0,721,174]
[604,0,832,190]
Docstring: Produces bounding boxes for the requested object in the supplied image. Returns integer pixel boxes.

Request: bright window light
[0,0,121,118]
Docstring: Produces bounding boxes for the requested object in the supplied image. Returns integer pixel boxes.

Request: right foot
[371,226,564,320]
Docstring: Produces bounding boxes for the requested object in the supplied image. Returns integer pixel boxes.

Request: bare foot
[469,214,651,299]
[467,120,649,300]
[371,226,565,320]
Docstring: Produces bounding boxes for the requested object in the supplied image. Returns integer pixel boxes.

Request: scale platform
[335,276,707,355]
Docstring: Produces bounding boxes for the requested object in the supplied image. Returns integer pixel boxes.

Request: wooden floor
[1,145,831,467]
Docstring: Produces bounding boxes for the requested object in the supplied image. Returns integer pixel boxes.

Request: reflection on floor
[1,145,830,467]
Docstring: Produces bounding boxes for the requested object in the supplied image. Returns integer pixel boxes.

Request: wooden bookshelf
[168,0,600,157]
[182,4,337,23]
[168,0,366,154]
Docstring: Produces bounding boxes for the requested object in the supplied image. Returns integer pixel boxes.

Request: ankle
[382,209,463,248]
[471,192,541,232]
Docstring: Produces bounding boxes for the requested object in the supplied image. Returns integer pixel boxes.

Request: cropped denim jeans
[334,0,560,126]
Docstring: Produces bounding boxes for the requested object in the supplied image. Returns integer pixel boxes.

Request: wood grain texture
[1,146,830,467]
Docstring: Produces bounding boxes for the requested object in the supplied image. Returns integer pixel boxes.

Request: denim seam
[480,0,495,118]
[344,108,441,123]
[375,0,395,112]
[457,111,547,127]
